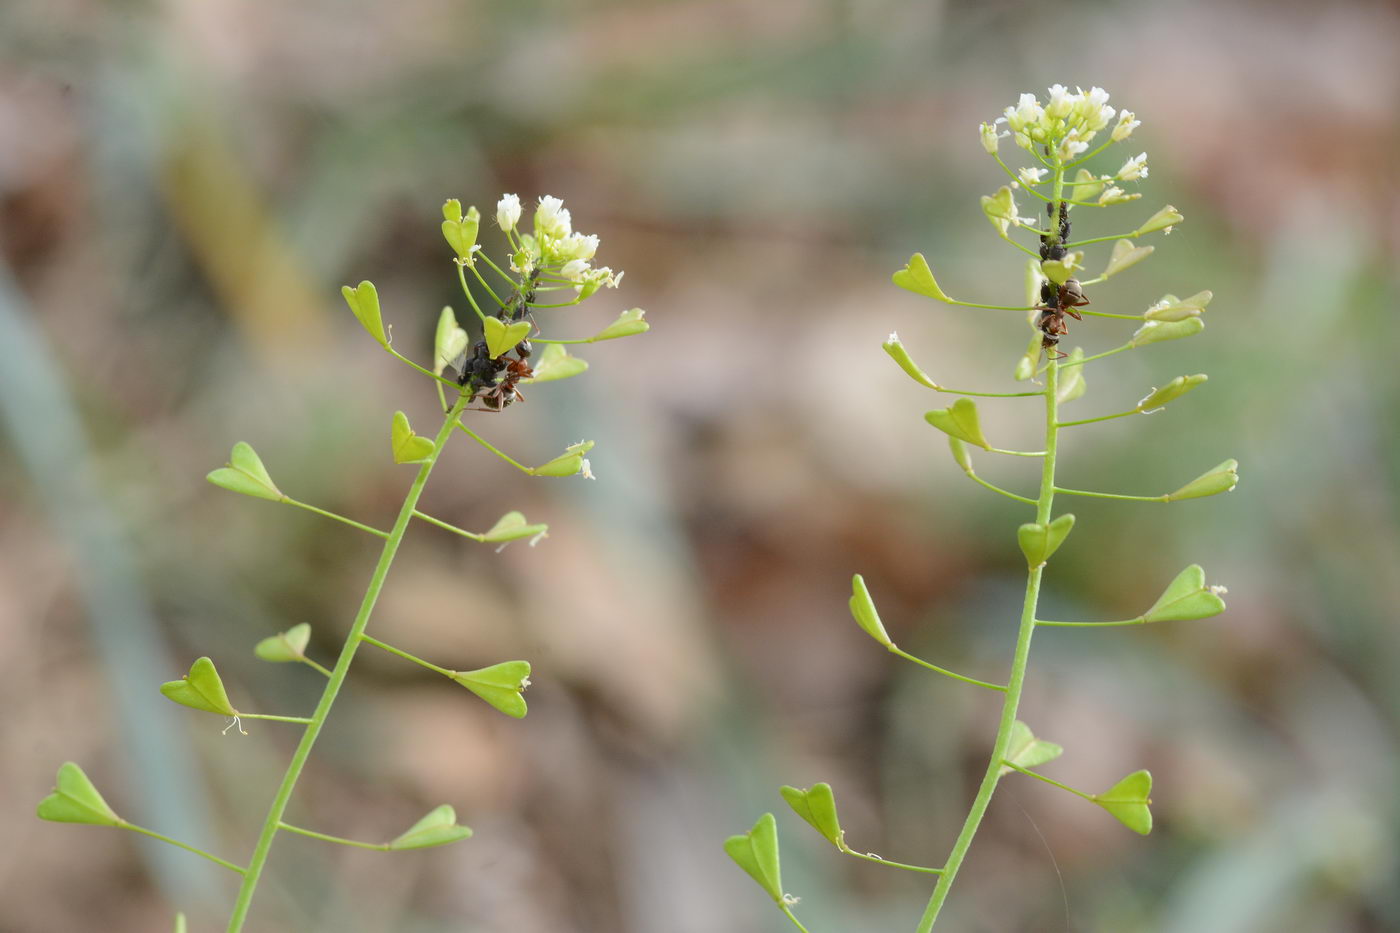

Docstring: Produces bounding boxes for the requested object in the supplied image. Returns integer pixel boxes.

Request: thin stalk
[961,471,1036,506]
[1056,409,1140,428]
[1076,309,1143,321]
[454,263,489,323]
[987,447,1046,458]
[1037,616,1147,628]
[1054,486,1166,502]
[121,823,246,874]
[781,904,812,933]
[238,713,313,724]
[528,336,595,346]
[225,393,470,933]
[467,263,506,309]
[477,252,518,287]
[454,421,534,474]
[1001,762,1093,800]
[412,509,485,541]
[840,846,943,874]
[385,348,463,391]
[1000,237,1042,259]
[299,657,332,678]
[1065,233,1141,249]
[929,387,1044,399]
[889,646,1006,692]
[277,821,389,851]
[280,498,388,538]
[359,633,455,678]
[915,164,1067,932]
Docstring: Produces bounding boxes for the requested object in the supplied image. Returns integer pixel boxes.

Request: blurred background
[3,0,1398,930]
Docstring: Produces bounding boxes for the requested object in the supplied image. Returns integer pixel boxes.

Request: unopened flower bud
[979,122,1000,154]
[496,193,521,232]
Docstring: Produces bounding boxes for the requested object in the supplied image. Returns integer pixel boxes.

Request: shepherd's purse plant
[725,86,1237,931]
[37,194,647,931]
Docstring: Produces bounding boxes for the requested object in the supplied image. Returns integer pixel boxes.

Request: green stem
[454,262,489,323]
[1054,486,1166,502]
[454,421,534,474]
[359,633,455,678]
[915,163,1067,932]
[933,297,1037,313]
[121,822,246,874]
[781,904,812,933]
[1076,309,1143,321]
[961,470,1036,506]
[280,498,388,538]
[385,348,464,390]
[1000,236,1042,259]
[1065,233,1141,249]
[1043,343,1132,377]
[225,395,470,933]
[1001,762,1093,800]
[840,844,943,874]
[1037,616,1147,628]
[412,509,485,541]
[1056,409,1140,428]
[467,263,506,309]
[1064,137,1117,169]
[889,646,1006,692]
[238,713,313,724]
[299,657,332,678]
[477,252,518,287]
[277,821,389,851]
[929,386,1043,399]
[987,447,1046,458]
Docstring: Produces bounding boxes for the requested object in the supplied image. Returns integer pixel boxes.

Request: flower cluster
[496,194,622,297]
[981,85,1141,163]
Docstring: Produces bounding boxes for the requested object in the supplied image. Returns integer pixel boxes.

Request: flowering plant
[727,86,1236,932]
[37,195,647,931]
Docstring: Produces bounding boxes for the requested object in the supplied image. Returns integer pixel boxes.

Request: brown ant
[473,339,534,411]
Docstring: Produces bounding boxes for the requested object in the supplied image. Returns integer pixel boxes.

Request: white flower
[1097,186,1140,205]
[560,258,590,282]
[496,193,521,232]
[1112,111,1140,142]
[557,232,599,261]
[1117,152,1149,181]
[1078,86,1115,132]
[1018,166,1048,186]
[1057,131,1089,161]
[534,195,572,239]
[580,459,595,481]
[979,122,1000,154]
[1003,93,1044,135]
[1045,84,1074,121]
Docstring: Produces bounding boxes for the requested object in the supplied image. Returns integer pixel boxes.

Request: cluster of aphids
[454,269,539,411]
[1034,201,1089,359]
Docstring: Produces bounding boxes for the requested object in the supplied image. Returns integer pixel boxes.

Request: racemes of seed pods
[37,195,647,932]
[725,87,1237,933]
